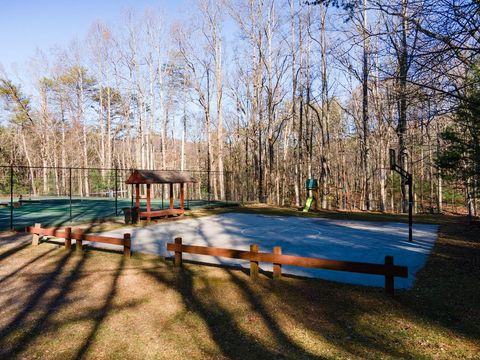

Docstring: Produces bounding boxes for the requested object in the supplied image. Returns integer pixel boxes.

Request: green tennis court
[0,197,236,231]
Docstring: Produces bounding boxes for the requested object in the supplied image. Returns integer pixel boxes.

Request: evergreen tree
[438,63,480,215]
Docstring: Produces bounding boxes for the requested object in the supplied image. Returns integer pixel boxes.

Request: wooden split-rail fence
[25,224,408,295]
[167,238,408,296]
[26,223,131,257]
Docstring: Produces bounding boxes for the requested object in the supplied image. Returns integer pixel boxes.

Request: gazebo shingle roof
[126,170,197,184]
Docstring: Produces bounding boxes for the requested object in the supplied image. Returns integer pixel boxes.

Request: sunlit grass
[0,209,478,359]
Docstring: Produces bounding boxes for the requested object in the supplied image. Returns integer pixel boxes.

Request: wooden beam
[146,184,151,212]
[166,243,252,260]
[385,256,395,296]
[71,233,128,246]
[169,183,174,209]
[135,184,140,208]
[180,183,185,210]
[174,237,182,267]
[26,225,131,257]
[76,239,83,252]
[250,244,259,278]
[146,184,151,222]
[273,246,282,279]
[124,233,131,257]
[166,243,408,278]
[32,223,41,245]
[139,209,184,218]
[26,226,67,239]
[65,227,72,250]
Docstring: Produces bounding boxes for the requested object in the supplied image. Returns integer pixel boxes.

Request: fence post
[250,244,259,279]
[75,229,83,252]
[115,166,118,216]
[123,233,131,257]
[32,223,41,245]
[273,246,282,280]
[69,167,72,224]
[10,165,13,230]
[174,237,182,267]
[65,227,72,250]
[385,256,394,296]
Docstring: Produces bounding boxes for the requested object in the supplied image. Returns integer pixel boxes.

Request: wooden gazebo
[126,170,196,221]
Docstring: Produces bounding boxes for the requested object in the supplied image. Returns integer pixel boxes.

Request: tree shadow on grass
[158,217,417,357]
[0,248,75,357]
[143,214,478,357]
[399,223,480,341]
[0,247,57,285]
[143,262,326,360]
[0,245,137,359]
[159,254,465,359]
[0,218,133,358]
[0,241,31,262]
[249,277,424,359]
[72,254,126,360]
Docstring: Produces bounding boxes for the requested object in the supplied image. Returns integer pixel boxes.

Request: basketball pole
[408,174,413,242]
[390,149,413,242]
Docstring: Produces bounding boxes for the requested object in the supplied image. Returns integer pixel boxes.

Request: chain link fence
[0,165,238,230]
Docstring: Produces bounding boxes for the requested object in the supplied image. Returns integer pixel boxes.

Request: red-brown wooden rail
[167,239,408,296]
[26,224,131,257]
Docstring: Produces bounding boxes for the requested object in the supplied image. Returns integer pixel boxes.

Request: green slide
[303,197,314,212]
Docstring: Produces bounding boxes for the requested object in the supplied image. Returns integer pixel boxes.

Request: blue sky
[0,0,186,70]
[0,0,352,104]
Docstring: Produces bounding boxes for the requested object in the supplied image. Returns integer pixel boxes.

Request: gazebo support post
[146,184,151,222]
[169,183,174,210]
[180,183,185,210]
[135,184,140,208]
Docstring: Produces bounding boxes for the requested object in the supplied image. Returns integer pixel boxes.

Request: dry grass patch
[0,214,479,359]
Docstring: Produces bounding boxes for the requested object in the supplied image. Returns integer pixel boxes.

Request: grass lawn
[0,207,479,359]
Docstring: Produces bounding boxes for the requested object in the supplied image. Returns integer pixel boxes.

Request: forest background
[0,0,478,216]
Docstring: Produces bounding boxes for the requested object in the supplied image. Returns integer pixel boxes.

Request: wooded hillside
[0,0,478,214]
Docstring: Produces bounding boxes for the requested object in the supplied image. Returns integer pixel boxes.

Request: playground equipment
[390,149,413,242]
[303,179,318,212]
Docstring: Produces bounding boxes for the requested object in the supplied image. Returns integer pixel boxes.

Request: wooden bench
[139,208,184,219]
[27,223,131,257]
